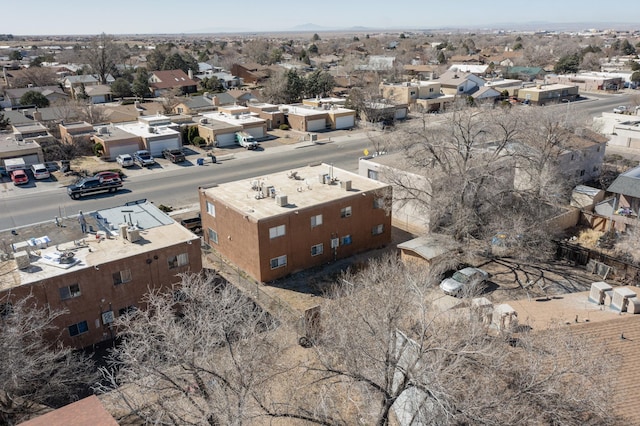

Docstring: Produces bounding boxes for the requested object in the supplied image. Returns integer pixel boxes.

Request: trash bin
[196,158,204,166]
[210,155,216,164]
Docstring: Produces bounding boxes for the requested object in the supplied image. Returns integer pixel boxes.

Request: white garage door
[244,126,264,139]
[148,137,180,156]
[307,119,326,132]
[334,115,354,130]
[108,143,140,160]
[216,132,237,147]
[395,108,407,120]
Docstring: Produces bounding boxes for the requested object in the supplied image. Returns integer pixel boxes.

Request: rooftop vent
[275,194,288,207]
[340,180,352,191]
[14,251,30,269]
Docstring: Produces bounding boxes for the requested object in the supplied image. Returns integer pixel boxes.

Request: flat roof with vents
[202,163,391,221]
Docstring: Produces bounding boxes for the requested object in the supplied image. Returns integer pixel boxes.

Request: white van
[30,163,50,180]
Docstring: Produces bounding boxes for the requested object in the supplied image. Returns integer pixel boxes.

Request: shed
[397,234,461,275]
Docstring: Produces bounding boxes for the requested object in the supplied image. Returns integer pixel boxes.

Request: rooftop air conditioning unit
[148,126,155,133]
[127,228,141,243]
[200,118,208,124]
[119,224,128,240]
[340,180,352,191]
[275,194,288,207]
[14,251,30,269]
[99,126,108,134]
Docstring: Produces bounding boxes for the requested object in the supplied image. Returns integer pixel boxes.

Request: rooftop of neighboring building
[608,165,640,198]
[0,134,42,154]
[12,122,48,136]
[280,104,350,117]
[92,124,138,142]
[202,163,391,221]
[60,121,93,133]
[381,80,440,88]
[0,201,198,291]
[519,83,575,92]
[202,111,265,126]
[19,395,118,426]
[117,119,179,139]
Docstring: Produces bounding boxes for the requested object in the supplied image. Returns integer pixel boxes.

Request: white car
[30,163,50,180]
[116,154,134,168]
[613,106,628,114]
[439,267,489,297]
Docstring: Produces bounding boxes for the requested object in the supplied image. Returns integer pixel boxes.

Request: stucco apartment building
[516,83,579,105]
[199,163,392,282]
[379,80,454,112]
[280,104,356,132]
[0,201,201,349]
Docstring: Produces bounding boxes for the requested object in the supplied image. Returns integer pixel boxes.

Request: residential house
[231,63,271,85]
[62,74,114,99]
[3,85,67,107]
[516,83,579,106]
[149,69,198,96]
[59,121,94,145]
[0,131,45,169]
[83,84,112,104]
[201,107,267,140]
[357,55,396,71]
[359,102,409,123]
[379,80,453,112]
[545,73,623,92]
[172,93,225,115]
[448,64,489,75]
[402,64,437,80]
[247,103,286,130]
[280,104,355,132]
[594,166,640,231]
[226,88,258,105]
[0,201,202,349]
[503,66,545,81]
[436,70,485,96]
[199,163,392,282]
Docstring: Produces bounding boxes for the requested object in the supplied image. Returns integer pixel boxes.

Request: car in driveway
[162,148,186,163]
[439,267,489,297]
[133,150,155,167]
[30,163,50,180]
[116,154,134,168]
[10,170,29,185]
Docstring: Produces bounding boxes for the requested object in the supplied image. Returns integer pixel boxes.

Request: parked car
[67,177,123,199]
[439,267,489,297]
[613,106,628,114]
[162,148,186,163]
[133,150,155,167]
[93,171,121,183]
[30,163,50,180]
[10,169,29,185]
[116,154,134,168]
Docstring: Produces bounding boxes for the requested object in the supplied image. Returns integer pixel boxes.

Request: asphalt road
[0,91,633,231]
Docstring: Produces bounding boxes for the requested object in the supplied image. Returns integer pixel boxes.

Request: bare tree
[0,294,96,425]
[97,273,335,425]
[306,254,618,426]
[84,33,123,84]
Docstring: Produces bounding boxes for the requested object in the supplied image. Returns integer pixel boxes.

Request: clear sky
[5,0,640,35]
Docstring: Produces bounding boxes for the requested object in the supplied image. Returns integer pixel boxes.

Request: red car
[10,170,29,185]
[93,171,121,183]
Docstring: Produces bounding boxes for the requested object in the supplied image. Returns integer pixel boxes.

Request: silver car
[439,267,489,297]
[116,154,134,168]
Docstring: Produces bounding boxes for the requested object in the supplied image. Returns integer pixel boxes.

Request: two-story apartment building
[199,164,392,282]
[516,83,579,105]
[379,80,453,112]
[0,201,201,348]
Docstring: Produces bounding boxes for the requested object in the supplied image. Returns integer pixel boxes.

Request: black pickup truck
[67,177,123,199]
[162,148,186,163]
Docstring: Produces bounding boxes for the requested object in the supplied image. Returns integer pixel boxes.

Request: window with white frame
[168,253,189,269]
[112,269,132,285]
[311,243,323,256]
[206,201,216,217]
[59,283,81,300]
[372,224,384,235]
[340,235,352,245]
[68,320,88,337]
[311,214,323,227]
[340,206,352,218]
[208,228,219,244]
[269,224,286,239]
[270,255,287,269]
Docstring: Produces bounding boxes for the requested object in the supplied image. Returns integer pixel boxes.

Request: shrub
[93,143,104,157]
[192,136,205,147]
[279,124,290,130]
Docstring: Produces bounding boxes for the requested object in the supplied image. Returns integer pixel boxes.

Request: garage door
[216,132,236,147]
[244,126,264,139]
[148,137,180,156]
[395,108,407,120]
[108,143,140,160]
[20,154,41,166]
[334,115,354,129]
[307,119,326,132]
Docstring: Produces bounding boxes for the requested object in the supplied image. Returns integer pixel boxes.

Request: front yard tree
[0,294,96,424]
[20,90,49,108]
[554,52,581,74]
[305,70,335,98]
[110,77,132,99]
[85,33,122,84]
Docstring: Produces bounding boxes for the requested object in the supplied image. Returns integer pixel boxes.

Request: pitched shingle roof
[150,70,198,90]
[607,165,640,198]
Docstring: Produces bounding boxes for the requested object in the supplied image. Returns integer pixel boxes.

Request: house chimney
[188,68,193,80]
[32,108,43,122]
[212,95,219,106]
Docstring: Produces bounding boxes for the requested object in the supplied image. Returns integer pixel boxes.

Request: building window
[168,253,189,269]
[372,224,384,235]
[118,305,137,317]
[341,206,352,218]
[597,146,601,152]
[368,169,378,180]
[570,154,575,161]
[311,214,323,228]
[68,320,88,337]
[206,201,216,217]
[311,243,323,256]
[270,255,287,269]
[208,228,219,244]
[112,269,132,285]
[59,284,81,300]
[374,198,385,209]
[580,169,585,177]
[429,87,434,93]
[269,224,286,239]
[340,235,352,245]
